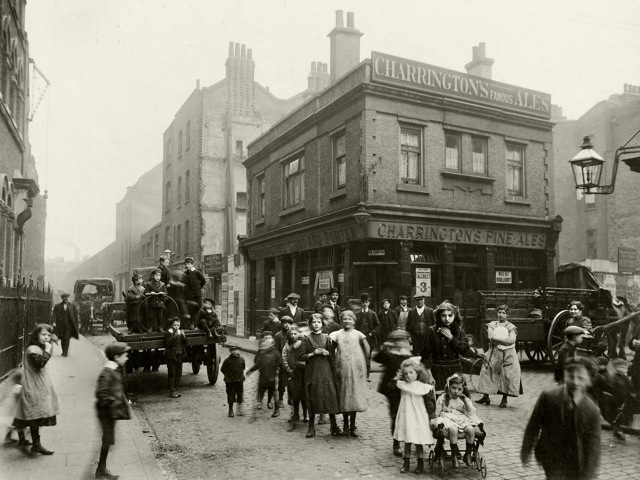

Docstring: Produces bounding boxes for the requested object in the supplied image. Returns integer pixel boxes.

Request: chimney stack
[225,42,256,115]
[306,61,330,97]
[328,10,363,83]
[464,42,494,80]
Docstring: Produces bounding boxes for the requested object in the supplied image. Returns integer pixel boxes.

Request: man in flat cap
[555,326,593,383]
[521,355,600,480]
[405,294,435,355]
[280,293,304,324]
[51,293,79,357]
[184,257,206,325]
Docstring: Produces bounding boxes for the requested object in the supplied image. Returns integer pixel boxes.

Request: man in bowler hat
[51,293,79,357]
[406,294,435,355]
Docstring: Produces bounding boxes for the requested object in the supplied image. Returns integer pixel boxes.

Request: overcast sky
[26,0,640,262]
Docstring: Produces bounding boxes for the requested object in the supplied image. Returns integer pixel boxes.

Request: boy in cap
[314,292,328,313]
[164,318,186,398]
[274,316,294,408]
[144,269,167,332]
[327,287,341,322]
[197,298,222,338]
[281,293,305,324]
[555,326,592,383]
[521,355,601,480]
[247,332,282,420]
[282,323,308,429]
[262,308,281,338]
[394,295,410,330]
[220,342,245,417]
[355,293,380,380]
[95,342,132,480]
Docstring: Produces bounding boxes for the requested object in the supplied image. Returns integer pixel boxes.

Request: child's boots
[330,415,342,436]
[393,439,402,457]
[463,442,474,466]
[228,405,234,418]
[450,444,461,468]
[271,404,280,418]
[400,458,410,473]
[413,458,424,474]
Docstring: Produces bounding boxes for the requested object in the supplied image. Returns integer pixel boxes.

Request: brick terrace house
[240,11,562,339]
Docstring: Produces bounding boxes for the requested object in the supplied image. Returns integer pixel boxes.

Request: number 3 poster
[415,267,431,296]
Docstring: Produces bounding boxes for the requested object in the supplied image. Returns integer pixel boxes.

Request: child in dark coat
[165,318,187,398]
[282,323,307,430]
[196,298,221,338]
[144,269,168,332]
[220,342,245,417]
[95,342,131,480]
[247,333,282,421]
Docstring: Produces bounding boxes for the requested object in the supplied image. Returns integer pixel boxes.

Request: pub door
[354,265,397,313]
[453,267,481,341]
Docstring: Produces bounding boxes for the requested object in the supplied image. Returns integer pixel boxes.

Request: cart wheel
[480,458,487,478]
[192,361,201,374]
[548,310,570,366]
[475,453,482,471]
[524,340,548,362]
[207,355,220,385]
[428,450,434,469]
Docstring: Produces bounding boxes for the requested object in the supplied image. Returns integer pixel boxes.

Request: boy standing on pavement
[165,318,186,398]
[274,316,293,409]
[521,355,601,480]
[394,295,410,330]
[247,333,282,421]
[220,342,245,417]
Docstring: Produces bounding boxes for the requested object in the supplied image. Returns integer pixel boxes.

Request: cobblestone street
[88,335,640,480]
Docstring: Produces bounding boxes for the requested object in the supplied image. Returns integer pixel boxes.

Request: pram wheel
[428,450,434,469]
[479,458,487,478]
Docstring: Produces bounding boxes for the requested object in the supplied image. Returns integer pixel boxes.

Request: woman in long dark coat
[299,313,341,438]
[420,301,469,391]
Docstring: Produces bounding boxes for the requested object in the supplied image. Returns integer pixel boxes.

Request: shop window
[506,143,525,197]
[314,247,334,268]
[472,136,488,174]
[453,246,478,264]
[284,155,305,208]
[445,132,461,170]
[334,132,347,189]
[400,127,421,184]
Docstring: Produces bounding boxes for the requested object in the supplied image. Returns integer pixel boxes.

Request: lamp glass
[569,150,604,190]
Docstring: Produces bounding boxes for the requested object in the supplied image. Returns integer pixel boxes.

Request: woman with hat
[14,324,59,456]
[421,301,470,391]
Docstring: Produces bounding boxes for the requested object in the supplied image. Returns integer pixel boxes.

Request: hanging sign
[415,267,431,296]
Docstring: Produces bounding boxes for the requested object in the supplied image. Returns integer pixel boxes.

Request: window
[445,133,461,170]
[284,156,305,208]
[165,138,172,163]
[164,181,171,211]
[258,175,266,218]
[400,128,421,184]
[236,140,244,158]
[587,229,597,258]
[154,234,159,258]
[177,176,182,206]
[186,121,191,150]
[184,221,190,254]
[506,143,525,196]
[185,170,190,202]
[334,133,346,189]
[176,225,181,256]
[472,137,488,174]
[178,130,183,157]
[164,226,170,250]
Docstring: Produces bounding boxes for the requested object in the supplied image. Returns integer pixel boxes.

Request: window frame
[283,154,305,209]
[184,221,190,254]
[444,131,462,171]
[333,131,347,190]
[471,135,488,175]
[400,126,422,185]
[164,181,171,212]
[177,176,182,207]
[185,170,190,203]
[257,174,266,219]
[178,130,182,157]
[506,142,526,197]
[186,121,191,151]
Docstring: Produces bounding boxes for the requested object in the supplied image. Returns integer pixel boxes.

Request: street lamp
[570,129,640,195]
[353,202,371,227]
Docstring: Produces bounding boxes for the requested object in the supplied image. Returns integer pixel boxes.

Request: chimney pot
[228,42,234,57]
[336,10,344,27]
[196,79,200,89]
[247,48,252,60]
[472,46,479,60]
[479,42,486,57]
[241,44,246,59]
[347,12,355,28]
[234,43,240,58]
[311,61,317,72]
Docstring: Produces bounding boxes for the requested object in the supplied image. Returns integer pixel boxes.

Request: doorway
[453,267,481,340]
[354,264,397,312]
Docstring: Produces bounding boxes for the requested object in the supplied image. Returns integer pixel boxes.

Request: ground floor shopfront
[240,206,562,339]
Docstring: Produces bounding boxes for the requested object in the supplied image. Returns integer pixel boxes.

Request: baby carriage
[428,422,487,478]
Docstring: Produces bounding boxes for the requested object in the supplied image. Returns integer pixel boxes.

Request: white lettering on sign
[415,267,431,296]
[496,271,512,284]
[368,250,385,256]
[338,273,344,283]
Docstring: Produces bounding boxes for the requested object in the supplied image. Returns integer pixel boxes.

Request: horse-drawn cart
[478,263,635,365]
[108,324,223,385]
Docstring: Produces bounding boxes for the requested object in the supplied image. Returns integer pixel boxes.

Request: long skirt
[476,346,522,397]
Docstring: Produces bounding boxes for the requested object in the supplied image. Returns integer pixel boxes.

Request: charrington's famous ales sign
[371,51,551,119]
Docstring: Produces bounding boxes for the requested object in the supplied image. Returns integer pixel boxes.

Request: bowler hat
[564,326,593,338]
[105,342,131,360]
[329,287,339,295]
[226,341,240,350]
[360,293,370,303]
[61,292,70,299]
[184,257,195,264]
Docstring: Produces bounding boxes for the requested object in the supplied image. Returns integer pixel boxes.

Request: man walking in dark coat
[184,257,206,326]
[51,293,79,357]
[521,356,601,480]
[406,294,435,355]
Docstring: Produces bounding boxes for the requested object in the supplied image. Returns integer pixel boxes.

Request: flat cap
[564,326,593,338]
[226,341,240,350]
[269,307,280,315]
[280,315,294,324]
[413,293,426,299]
[287,292,300,299]
[61,292,70,298]
[564,355,596,371]
[184,257,195,264]
[105,342,131,358]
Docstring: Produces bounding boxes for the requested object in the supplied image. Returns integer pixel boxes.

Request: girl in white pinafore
[393,358,435,474]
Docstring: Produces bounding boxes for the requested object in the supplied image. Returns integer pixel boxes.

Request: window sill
[504,196,531,205]
[279,203,305,217]
[255,218,265,226]
[440,171,495,183]
[396,183,430,195]
[329,189,347,200]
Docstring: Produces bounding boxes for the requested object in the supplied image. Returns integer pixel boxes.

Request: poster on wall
[302,276,309,285]
[415,267,431,296]
[496,271,512,284]
[270,276,275,299]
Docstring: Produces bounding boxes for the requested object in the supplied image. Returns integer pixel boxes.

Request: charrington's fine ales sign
[368,221,547,249]
[371,51,551,119]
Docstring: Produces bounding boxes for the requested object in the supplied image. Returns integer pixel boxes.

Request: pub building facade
[240,45,562,339]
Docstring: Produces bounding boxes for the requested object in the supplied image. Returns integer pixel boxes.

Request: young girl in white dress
[393,357,436,474]
[432,374,483,468]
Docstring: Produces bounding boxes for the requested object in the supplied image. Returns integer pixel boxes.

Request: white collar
[416,305,425,314]
[105,360,119,370]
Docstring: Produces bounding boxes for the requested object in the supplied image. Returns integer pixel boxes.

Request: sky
[25,0,640,262]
